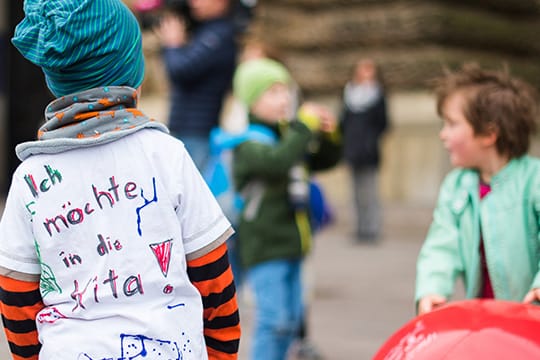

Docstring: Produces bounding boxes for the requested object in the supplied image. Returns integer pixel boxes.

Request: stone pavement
[0,164,435,359]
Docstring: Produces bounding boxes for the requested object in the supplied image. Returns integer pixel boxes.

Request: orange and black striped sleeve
[0,275,43,360]
[187,242,241,359]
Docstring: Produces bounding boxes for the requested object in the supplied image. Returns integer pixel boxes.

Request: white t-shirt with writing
[0,129,230,360]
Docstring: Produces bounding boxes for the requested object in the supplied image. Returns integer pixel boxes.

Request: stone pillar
[0,0,7,193]
[7,2,53,192]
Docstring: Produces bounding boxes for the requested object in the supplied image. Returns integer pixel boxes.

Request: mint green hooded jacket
[416,155,540,302]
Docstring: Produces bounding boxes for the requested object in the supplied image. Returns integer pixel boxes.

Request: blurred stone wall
[246,0,540,204]
[249,0,540,96]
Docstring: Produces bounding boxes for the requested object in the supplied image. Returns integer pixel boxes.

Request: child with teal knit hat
[13,0,145,97]
[0,1,240,359]
[231,57,341,360]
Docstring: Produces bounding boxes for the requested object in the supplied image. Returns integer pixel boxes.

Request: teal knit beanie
[233,58,291,107]
[12,0,145,97]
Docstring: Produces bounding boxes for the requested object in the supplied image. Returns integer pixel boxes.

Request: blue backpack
[203,124,334,232]
[203,124,277,225]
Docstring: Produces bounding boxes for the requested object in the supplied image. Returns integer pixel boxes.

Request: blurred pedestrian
[0,0,240,358]
[232,58,341,360]
[339,58,389,242]
[416,63,540,315]
[157,0,237,170]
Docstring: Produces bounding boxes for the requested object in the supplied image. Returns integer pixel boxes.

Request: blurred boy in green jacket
[233,58,341,360]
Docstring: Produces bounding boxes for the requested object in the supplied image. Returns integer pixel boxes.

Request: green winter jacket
[234,118,341,268]
[416,155,540,302]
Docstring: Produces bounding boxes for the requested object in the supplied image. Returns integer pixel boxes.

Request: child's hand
[298,102,337,133]
[318,106,337,133]
[418,294,447,315]
[297,103,322,132]
[523,288,540,304]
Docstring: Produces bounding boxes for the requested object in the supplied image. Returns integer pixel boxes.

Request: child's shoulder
[128,128,187,154]
[517,155,540,169]
[500,155,540,180]
[135,127,180,143]
[513,155,540,182]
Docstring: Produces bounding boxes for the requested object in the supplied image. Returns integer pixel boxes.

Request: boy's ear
[480,124,498,147]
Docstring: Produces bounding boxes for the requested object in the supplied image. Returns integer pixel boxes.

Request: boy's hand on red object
[418,294,447,315]
[523,288,540,304]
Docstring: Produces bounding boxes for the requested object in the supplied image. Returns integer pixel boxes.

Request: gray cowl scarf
[16,86,169,161]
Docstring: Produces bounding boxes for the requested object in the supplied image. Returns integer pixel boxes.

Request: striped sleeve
[187,242,240,359]
[0,275,43,360]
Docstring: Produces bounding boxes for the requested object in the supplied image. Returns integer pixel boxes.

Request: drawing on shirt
[40,262,62,297]
[167,303,185,309]
[78,333,189,360]
[150,239,173,277]
[37,307,67,324]
[35,240,62,297]
[136,177,158,236]
[26,201,36,216]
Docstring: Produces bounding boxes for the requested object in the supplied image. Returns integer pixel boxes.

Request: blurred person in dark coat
[157,0,237,170]
[340,58,389,242]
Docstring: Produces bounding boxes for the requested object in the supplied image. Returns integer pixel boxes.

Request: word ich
[25,165,62,198]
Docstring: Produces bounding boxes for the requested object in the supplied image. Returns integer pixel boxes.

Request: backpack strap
[209,124,277,155]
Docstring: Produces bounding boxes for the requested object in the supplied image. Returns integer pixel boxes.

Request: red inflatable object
[373,300,540,359]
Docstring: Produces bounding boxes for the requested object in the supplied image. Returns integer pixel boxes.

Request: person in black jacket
[340,58,389,242]
[157,0,237,170]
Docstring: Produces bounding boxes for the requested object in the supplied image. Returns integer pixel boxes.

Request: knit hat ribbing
[233,58,291,107]
[12,0,145,97]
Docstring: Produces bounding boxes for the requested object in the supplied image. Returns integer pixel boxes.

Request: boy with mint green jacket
[416,157,540,302]
[415,64,540,314]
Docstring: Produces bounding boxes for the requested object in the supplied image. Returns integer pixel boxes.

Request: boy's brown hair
[434,63,538,159]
